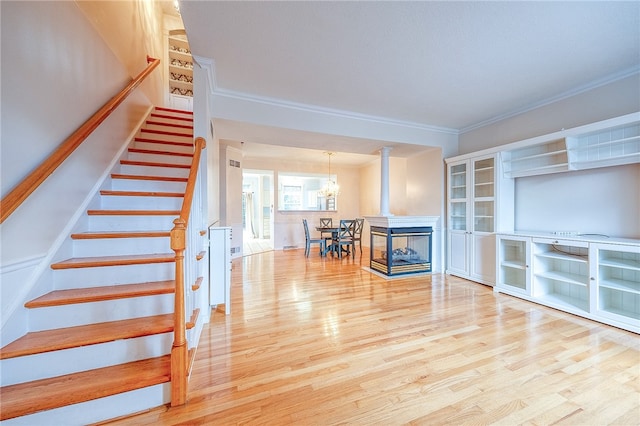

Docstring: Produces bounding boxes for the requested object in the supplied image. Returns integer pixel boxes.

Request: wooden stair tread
[25,280,175,308]
[145,120,193,130]
[0,314,174,359]
[128,148,193,158]
[150,113,193,122]
[70,230,171,239]
[134,137,193,147]
[140,128,193,138]
[155,106,193,115]
[87,209,180,216]
[0,355,171,420]
[51,253,174,269]
[120,159,191,169]
[111,173,188,182]
[99,190,184,197]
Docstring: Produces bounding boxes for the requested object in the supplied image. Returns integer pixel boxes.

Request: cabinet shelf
[502,139,569,178]
[169,64,193,74]
[599,278,640,295]
[600,257,640,271]
[508,149,567,163]
[475,166,495,172]
[536,250,588,263]
[535,270,587,286]
[567,121,640,170]
[599,305,640,321]
[539,292,589,312]
[501,260,526,270]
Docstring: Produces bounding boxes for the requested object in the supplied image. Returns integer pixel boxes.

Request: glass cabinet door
[473,157,495,232]
[474,157,494,198]
[450,163,467,200]
[449,162,468,231]
[450,201,467,231]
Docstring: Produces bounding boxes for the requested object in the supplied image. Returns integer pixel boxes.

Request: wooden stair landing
[0,355,171,421]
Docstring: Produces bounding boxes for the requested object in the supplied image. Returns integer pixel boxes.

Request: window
[278,172,337,211]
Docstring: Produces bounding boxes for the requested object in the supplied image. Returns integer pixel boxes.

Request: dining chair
[353,218,364,254]
[333,219,355,258]
[319,217,333,241]
[302,219,326,257]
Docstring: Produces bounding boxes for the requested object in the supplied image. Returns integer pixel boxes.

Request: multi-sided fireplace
[367,217,433,276]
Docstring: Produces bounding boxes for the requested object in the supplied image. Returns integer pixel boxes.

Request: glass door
[473,157,495,233]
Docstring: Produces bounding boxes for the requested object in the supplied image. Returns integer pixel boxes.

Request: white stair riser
[127,152,193,165]
[133,141,194,154]
[0,333,172,386]
[1,383,170,426]
[118,164,190,178]
[110,178,186,192]
[88,215,178,231]
[52,262,175,288]
[29,294,174,330]
[99,195,183,210]
[72,237,172,257]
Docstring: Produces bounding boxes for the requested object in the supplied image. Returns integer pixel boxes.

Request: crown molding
[460,65,640,134]
[191,54,216,95]
[212,88,459,136]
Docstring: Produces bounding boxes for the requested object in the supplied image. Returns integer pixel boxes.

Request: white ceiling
[177,1,640,165]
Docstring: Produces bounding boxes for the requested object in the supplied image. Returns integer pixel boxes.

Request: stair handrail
[170,136,206,406]
[0,56,160,224]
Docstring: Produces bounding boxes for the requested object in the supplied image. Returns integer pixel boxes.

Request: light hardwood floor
[103,249,640,425]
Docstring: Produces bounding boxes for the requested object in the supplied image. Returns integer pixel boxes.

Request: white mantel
[364,215,440,229]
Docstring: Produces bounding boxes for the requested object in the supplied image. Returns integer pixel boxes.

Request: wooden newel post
[170,217,188,406]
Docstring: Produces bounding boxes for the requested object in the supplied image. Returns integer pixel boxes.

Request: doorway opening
[242,170,274,255]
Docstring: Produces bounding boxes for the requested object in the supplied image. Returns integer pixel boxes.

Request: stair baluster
[170,136,206,406]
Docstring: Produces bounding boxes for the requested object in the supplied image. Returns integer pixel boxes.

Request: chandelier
[319,152,340,198]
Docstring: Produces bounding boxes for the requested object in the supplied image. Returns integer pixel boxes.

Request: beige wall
[1,1,160,336]
[406,147,443,216]
[76,0,166,106]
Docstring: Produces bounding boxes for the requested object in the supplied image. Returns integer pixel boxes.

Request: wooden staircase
[0,107,199,424]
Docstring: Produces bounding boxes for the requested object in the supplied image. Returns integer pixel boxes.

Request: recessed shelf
[538,292,589,312]
[536,250,588,263]
[535,270,587,286]
[599,278,640,295]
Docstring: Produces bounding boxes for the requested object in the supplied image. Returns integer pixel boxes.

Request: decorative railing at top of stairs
[0,56,160,224]
[170,136,206,406]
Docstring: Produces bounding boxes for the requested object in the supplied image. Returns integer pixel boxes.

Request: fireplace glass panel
[370,226,432,276]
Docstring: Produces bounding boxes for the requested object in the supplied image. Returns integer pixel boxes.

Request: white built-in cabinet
[168,32,193,111]
[446,112,640,331]
[496,233,640,333]
[446,154,514,285]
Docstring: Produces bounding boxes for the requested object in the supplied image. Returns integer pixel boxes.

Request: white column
[380,146,392,216]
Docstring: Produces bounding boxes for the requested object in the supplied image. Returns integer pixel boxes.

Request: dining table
[316,225,351,256]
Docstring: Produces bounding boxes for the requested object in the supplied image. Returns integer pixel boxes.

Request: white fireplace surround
[364,215,442,273]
